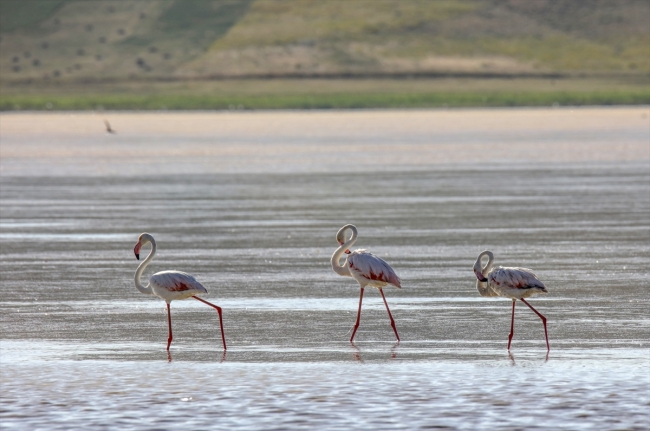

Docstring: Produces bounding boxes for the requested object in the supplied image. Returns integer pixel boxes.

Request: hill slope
[1,0,648,83]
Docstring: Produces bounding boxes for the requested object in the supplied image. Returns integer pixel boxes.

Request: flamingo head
[134,232,154,260]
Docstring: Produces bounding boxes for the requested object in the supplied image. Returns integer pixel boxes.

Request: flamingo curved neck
[134,242,155,295]
[476,250,494,276]
[331,225,357,277]
[474,250,495,297]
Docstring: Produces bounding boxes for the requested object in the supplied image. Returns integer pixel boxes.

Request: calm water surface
[1,109,649,430]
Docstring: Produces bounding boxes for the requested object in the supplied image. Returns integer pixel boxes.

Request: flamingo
[473,250,549,351]
[133,233,226,351]
[331,224,402,342]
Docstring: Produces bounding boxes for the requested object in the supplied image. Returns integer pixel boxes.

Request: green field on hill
[2,77,649,111]
[1,0,648,110]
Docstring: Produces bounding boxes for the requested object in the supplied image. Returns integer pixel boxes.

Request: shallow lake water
[1,108,649,430]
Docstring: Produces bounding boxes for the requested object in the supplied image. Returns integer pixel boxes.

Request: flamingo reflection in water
[133,233,226,351]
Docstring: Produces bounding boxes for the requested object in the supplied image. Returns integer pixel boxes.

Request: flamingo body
[478,266,547,300]
[332,224,402,342]
[347,249,402,289]
[148,270,208,303]
[473,250,550,351]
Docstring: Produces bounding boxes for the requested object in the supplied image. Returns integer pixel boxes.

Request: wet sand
[1,108,649,430]
[1,107,648,176]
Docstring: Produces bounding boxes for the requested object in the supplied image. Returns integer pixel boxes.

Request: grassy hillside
[0,1,253,81]
[0,0,648,110]
[190,0,650,77]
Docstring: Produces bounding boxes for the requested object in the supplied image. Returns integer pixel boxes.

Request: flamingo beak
[474,269,488,283]
[344,249,351,254]
[134,242,141,260]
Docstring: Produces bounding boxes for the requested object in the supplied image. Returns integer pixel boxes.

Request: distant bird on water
[133,233,226,351]
[473,250,549,351]
[104,119,116,134]
[331,224,402,342]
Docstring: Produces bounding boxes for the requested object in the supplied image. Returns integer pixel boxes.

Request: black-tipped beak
[474,269,488,283]
[133,242,142,260]
[344,249,351,254]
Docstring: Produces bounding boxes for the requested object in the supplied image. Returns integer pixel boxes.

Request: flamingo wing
[348,250,401,288]
[490,266,546,291]
[150,270,208,293]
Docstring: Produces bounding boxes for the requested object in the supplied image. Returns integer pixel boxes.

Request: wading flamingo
[331,224,402,342]
[473,250,549,351]
[133,233,226,351]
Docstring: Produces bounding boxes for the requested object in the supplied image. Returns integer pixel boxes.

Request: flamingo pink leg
[520,298,550,351]
[166,303,173,351]
[379,288,400,342]
[192,296,227,351]
[350,288,364,342]
[507,300,516,350]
